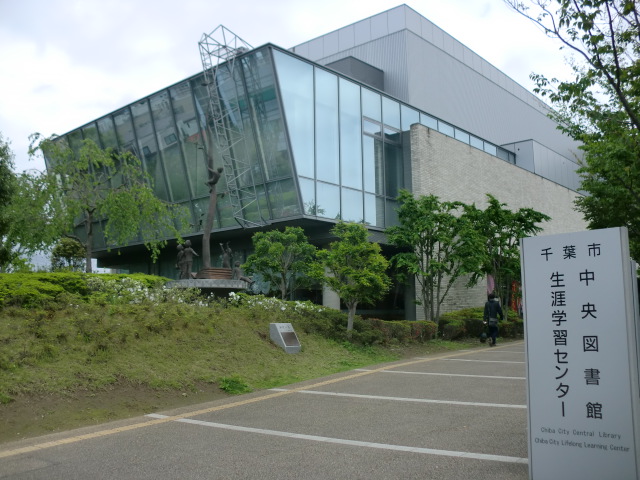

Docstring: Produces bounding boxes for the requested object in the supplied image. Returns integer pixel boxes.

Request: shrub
[441,319,466,340]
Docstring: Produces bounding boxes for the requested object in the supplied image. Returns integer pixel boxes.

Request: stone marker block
[269,323,301,354]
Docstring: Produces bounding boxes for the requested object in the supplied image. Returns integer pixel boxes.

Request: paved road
[0,342,529,479]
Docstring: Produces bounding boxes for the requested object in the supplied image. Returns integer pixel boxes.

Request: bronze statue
[220,242,232,269]
[232,261,253,284]
[180,240,198,279]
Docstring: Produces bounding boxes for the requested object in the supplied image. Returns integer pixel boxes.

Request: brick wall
[409,124,587,319]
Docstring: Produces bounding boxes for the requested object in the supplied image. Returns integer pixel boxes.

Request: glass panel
[419,113,438,130]
[82,123,100,146]
[484,143,498,156]
[470,135,484,150]
[341,188,363,223]
[384,127,401,143]
[497,147,509,161]
[97,117,118,149]
[339,78,362,190]
[192,197,209,233]
[384,143,403,198]
[385,199,399,227]
[315,68,339,184]
[113,109,137,155]
[170,82,204,198]
[454,128,470,144]
[299,177,316,215]
[362,89,381,121]
[364,193,384,227]
[216,193,236,228]
[382,97,400,129]
[131,100,169,201]
[66,130,83,154]
[363,119,381,136]
[316,182,340,219]
[268,178,301,219]
[316,182,340,220]
[438,121,454,137]
[401,105,420,131]
[150,91,190,202]
[243,49,293,181]
[273,50,314,178]
[363,135,384,195]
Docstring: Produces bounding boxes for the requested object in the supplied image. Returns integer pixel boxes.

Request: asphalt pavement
[0,341,529,479]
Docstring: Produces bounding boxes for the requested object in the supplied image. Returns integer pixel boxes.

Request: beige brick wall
[409,124,588,319]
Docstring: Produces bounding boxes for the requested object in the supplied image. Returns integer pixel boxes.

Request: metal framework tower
[198,25,266,228]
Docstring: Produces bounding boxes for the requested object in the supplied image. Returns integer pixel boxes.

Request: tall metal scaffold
[198,25,266,228]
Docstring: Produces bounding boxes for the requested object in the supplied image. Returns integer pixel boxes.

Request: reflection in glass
[97,117,118,148]
[341,188,363,223]
[362,89,381,121]
[401,105,419,131]
[82,124,100,145]
[384,143,403,198]
[438,121,454,137]
[150,92,190,202]
[419,113,438,130]
[484,143,498,156]
[454,128,470,144]
[268,178,301,218]
[243,49,293,181]
[470,135,484,150]
[114,109,136,154]
[382,97,400,129]
[298,177,317,215]
[316,182,340,219]
[364,193,384,227]
[315,68,339,184]
[273,51,314,178]
[131,100,169,201]
[170,82,203,198]
[363,135,384,195]
[339,78,362,190]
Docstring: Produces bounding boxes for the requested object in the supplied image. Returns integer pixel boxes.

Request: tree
[505,0,640,258]
[386,190,485,326]
[51,237,86,271]
[468,194,550,317]
[30,135,189,273]
[316,222,391,334]
[243,226,317,299]
[0,133,17,270]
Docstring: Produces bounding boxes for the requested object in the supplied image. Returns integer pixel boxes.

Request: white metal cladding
[291,4,583,168]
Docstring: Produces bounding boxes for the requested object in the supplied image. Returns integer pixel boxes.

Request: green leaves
[244,226,317,299]
[317,222,391,332]
[28,136,189,272]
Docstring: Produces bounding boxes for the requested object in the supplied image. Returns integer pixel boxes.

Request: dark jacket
[484,298,504,322]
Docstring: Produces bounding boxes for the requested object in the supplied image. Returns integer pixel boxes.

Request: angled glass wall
[48,44,544,265]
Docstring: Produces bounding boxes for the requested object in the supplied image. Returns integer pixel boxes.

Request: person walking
[484,293,503,346]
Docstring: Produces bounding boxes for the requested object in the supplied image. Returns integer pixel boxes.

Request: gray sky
[0,0,572,172]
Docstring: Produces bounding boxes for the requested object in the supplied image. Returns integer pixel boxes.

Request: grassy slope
[0,302,474,444]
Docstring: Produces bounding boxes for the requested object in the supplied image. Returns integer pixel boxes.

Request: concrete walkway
[0,341,528,479]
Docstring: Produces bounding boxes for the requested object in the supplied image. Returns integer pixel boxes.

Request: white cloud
[0,0,575,172]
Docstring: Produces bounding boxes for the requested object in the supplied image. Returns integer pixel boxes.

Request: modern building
[49,4,586,320]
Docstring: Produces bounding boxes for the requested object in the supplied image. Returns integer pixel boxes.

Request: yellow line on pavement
[0,342,523,459]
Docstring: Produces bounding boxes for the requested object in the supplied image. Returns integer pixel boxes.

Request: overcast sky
[0,0,573,172]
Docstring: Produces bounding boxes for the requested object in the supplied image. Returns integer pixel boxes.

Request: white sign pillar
[521,227,640,480]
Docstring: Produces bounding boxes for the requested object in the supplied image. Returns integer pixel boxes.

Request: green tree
[30,135,189,273]
[51,237,86,271]
[2,169,68,270]
[243,226,317,299]
[316,222,391,334]
[505,0,640,258]
[468,194,550,317]
[386,190,485,326]
[0,133,17,270]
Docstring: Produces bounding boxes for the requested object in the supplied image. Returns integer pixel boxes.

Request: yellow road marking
[0,342,523,459]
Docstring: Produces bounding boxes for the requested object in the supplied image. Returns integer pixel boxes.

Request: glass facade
[51,45,527,261]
